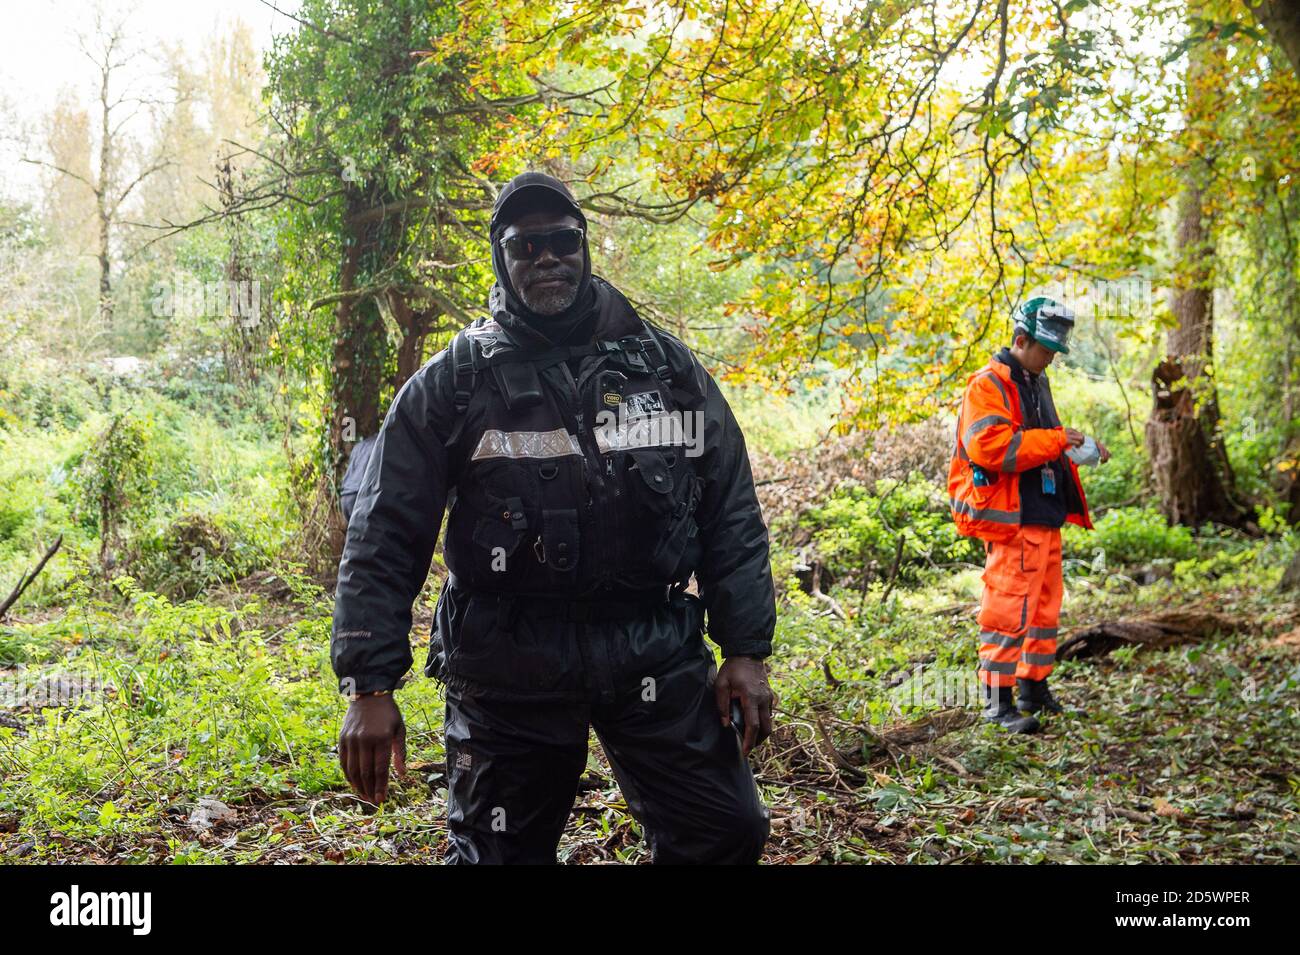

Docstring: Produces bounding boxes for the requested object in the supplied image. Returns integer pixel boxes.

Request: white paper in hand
[1065,434,1101,466]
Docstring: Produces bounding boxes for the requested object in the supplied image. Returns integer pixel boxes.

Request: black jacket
[330,276,777,700]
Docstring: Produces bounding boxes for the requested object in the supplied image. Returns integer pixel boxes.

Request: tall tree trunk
[96,211,113,326]
[1252,0,1300,77]
[331,289,385,468]
[1146,183,1246,527]
[1283,551,1300,591]
[1145,12,1251,529]
[387,289,444,394]
[326,209,389,555]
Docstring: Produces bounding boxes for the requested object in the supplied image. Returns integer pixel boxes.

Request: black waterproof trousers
[442,627,770,865]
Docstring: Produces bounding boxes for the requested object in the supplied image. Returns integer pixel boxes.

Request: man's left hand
[1095,437,1111,464]
[715,656,775,756]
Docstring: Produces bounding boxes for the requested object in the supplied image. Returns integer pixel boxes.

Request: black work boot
[1016,677,1067,715]
[981,684,1040,734]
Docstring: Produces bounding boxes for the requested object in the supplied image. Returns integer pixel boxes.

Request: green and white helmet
[1014,296,1075,354]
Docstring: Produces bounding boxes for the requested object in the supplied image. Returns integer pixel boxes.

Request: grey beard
[519,279,579,315]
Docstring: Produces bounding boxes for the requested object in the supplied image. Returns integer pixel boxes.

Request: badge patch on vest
[603,392,622,407]
[623,390,665,420]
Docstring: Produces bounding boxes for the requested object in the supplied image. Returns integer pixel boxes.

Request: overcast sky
[0,0,299,199]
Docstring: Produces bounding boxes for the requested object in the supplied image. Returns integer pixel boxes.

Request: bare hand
[1063,428,1086,448]
[715,656,775,756]
[1095,437,1111,464]
[339,694,406,806]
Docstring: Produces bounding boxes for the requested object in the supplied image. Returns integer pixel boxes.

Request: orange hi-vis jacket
[948,358,1092,542]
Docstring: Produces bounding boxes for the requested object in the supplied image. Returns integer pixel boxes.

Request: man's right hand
[339,693,406,806]
[1063,428,1086,448]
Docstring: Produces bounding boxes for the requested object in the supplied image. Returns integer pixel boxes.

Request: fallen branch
[1106,805,1155,825]
[808,560,848,621]
[808,708,868,783]
[1056,608,1250,661]
[0,535,63,621]
[872,707,979,748]
[932,601,978,617]
[879,535,906,605]
[824,707,980,773]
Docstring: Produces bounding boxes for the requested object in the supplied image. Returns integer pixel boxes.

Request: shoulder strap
[451,323,479,414]
[639,320,711,411]
[636,322,674,387]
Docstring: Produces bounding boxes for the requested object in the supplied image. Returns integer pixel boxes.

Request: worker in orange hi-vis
[947,297,1110,733]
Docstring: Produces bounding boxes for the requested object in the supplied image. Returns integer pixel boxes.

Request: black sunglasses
[499,227,585,261]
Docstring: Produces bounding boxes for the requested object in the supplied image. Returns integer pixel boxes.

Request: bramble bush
[801,473,981,585]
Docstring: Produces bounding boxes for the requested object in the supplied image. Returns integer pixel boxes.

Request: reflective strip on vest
[950,498,1020,524]
[978,370,1012,412]
[1022,652,1056,667]
[963,414,1011,446]
[471,428,583,461]
[954,416,970,462]
[1001,431,1022,473]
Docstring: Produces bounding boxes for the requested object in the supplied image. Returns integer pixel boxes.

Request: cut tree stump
[1056,609,1250,661]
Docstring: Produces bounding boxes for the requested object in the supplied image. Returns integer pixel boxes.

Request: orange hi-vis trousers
[977,525,1062,687]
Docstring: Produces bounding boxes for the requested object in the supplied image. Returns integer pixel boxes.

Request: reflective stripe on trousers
[976,525,1063,686]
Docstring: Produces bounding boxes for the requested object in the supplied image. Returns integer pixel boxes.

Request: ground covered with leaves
[2,544,1297,864]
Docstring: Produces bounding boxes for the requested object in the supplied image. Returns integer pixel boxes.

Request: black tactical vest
[441,280,708,598]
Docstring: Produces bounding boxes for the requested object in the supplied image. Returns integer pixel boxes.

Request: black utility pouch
[648,474,703,577]
[471,492,529,579]
[627,448,676,516]
[539,507,580,578]
[494,360,544,410]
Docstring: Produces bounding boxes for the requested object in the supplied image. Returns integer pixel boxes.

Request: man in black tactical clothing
[331,171,777,864]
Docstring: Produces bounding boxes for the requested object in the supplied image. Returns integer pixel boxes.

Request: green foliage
[0,381,293,608]
[130,515,252,600]
[1063,506,1196,566]
[0,576,339,840]
[1049,365,1147,509]
[802,473,981,584]
[1077,440,1146,511]
[68,412,160,556]
[0,357,99,434]
[727,379,840,456]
